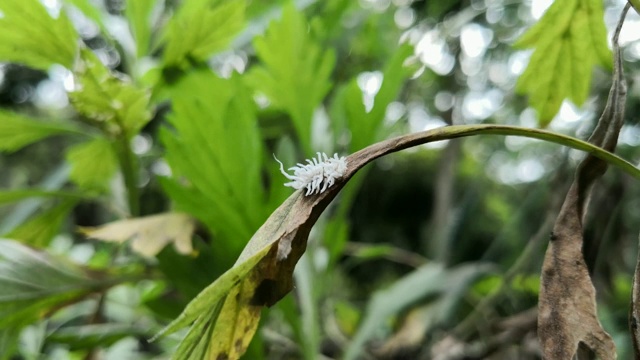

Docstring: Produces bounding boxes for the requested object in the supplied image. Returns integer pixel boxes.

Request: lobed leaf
[162,0,245,67]
[514,0,578,49]
[245,3,335,152]
[70,48,152,135]
[0,0,78,70]
[125,0,158,58]
[160,70,266,254]
[514,0,611,126]
[66,138,118,190]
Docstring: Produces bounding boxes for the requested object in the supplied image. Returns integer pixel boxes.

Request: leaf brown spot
[250,278,278,306]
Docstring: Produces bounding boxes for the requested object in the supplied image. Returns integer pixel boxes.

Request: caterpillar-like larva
[275,152,348,196]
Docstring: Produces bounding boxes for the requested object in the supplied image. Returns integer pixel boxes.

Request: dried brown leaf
[631,232,640,358]
[538,6,629,359]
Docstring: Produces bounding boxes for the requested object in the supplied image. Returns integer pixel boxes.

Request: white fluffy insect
[275,152,348,196]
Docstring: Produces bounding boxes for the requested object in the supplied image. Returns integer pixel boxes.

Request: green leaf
[5,200,77,248]
[162,0,245,67]
[245,3,335,153]
[66,138,118,190]
[0,0,78,70]
[0,239,123,350]
[0,110,83,153]
[160,70,266,254]
[514,0,611,126]
[48,324,148,350]
[0,326,22,360]
[0,189,85,206]
[125,0,158,58]
[151,245,270,342]
[70,48,152,135]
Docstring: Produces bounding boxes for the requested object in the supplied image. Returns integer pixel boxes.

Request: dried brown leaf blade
[538,6,629,359]
[632,231,640,358]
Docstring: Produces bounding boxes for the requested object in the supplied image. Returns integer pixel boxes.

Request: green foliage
[162,0,245,68]
[48,324,148,350]
[0,189,85,205]
[5,200,77,247]
[160,71,266,254]
[70,49,152,136]
[151,244,270,342]
[246,3,335,152]
[0,0,78,70]
[0,240,126,355]
[125,0,158,58]
[66,138,118,190]
[0,110,83,153]
[515,0,610,126]
[344,263,492,360]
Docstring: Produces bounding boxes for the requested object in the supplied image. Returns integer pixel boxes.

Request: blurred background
[2,0,640,359]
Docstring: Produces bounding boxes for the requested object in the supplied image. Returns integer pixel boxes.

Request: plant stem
[348,124,640,180]
[115,134,140,217]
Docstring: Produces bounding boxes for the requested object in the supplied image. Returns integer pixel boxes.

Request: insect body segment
[275,152,348,196]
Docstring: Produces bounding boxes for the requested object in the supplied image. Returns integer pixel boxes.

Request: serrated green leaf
[0,110,83,153]
[161,70,266,253]
[0,239,122,333]
[514,0,578,49]
[0,0,78,70]
[584,0,612,69]
[162,0,245,67]
[5,200,77,248]
[245,3,335,153]
[66,138,118,190]
[515,0,612,125]
[568,9,593,105]
[70,48,152,134]
[125,0,158,58]
[524,39,567,124]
